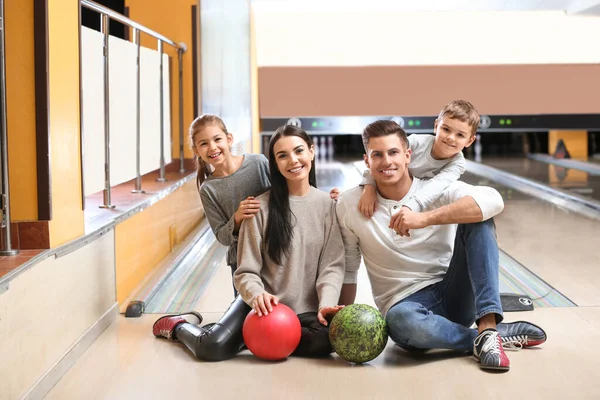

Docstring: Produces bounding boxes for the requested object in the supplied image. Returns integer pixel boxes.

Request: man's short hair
[362,120,409,153]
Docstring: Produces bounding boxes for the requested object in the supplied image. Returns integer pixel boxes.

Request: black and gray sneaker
[497,321,547,350]
[473,329,510,371]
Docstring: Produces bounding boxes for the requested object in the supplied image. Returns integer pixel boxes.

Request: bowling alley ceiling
[251,0,600,16]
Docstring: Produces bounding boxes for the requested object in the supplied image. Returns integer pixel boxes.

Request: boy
[358,100,479,232]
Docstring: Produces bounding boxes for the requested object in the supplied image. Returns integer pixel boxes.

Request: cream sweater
[234,187,345,314]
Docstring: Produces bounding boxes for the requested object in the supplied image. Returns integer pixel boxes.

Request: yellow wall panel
[5,0,38,220]
[126,0,197,161]
[115,179,203,304]
[47,0,84,247]
[549,130,588,159]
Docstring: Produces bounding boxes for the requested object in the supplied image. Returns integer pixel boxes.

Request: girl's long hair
[266,125,317,264]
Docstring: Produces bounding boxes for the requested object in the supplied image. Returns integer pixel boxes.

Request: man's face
[364,134,412,189]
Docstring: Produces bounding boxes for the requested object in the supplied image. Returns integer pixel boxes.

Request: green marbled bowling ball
[329,304,388,363]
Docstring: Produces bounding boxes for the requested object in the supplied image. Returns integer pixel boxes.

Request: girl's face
[272,135,315,185]
[192,125,233,168]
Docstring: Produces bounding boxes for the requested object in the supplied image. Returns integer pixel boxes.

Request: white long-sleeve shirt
[336,178,504,315]
[362,134,466,212]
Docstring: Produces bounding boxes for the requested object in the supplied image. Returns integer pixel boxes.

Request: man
[336,120,546,371]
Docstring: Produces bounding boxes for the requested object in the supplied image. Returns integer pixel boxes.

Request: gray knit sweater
[199,153,271,265]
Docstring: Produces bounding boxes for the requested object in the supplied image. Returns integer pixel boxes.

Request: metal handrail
[0,0,18,255]
[81,0,187,207]
[81,0,184,50]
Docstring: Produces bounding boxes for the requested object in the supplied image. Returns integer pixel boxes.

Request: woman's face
[272,135,315,185]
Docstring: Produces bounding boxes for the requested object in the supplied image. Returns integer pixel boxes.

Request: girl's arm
[200,190,238,247]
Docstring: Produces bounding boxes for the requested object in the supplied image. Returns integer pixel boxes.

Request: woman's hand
[251,292,279,317]
[317,305,345,326]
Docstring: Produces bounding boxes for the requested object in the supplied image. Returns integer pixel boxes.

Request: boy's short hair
[437,100,480,136]
[362,120,409,152]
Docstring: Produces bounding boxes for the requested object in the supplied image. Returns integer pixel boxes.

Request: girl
[191,115,271,297]
[152,125,345,361]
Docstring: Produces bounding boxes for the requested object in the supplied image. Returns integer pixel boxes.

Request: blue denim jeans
[385,219,503,352]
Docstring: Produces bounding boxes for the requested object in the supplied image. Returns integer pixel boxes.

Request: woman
[153,125,345,361]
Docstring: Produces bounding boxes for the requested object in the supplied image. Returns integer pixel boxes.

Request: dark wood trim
[78,3,85,211]
[168,55,173,155]
[33,0,51,220]
[123,6,130,41]
[16,221,50,250]
[192,5,198,116]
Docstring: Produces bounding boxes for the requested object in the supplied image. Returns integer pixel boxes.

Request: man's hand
[389,206,429,237]
[317,305,345,326]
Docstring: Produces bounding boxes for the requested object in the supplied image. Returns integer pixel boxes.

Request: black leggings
[174,296,332,361]
[229,264,238,298]
[295,312,333,358]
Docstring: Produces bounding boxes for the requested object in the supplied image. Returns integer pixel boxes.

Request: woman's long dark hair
[266,125,317,265]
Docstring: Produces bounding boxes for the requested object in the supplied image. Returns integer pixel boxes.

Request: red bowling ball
[242,303,302,361]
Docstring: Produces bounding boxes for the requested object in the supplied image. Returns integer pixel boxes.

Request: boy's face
[363,134,412,189]
[433,117,476,159]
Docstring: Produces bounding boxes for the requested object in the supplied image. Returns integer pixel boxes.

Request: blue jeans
[385,219,503,352]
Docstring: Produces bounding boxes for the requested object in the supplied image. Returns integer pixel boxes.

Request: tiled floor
[84,161,196,234]
[0,249,45,279]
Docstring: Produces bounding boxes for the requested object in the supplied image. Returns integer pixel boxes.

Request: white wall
[0,231,116,400]
[253,9,600,66]
[200,0,252,147]
[81,28,172,197]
